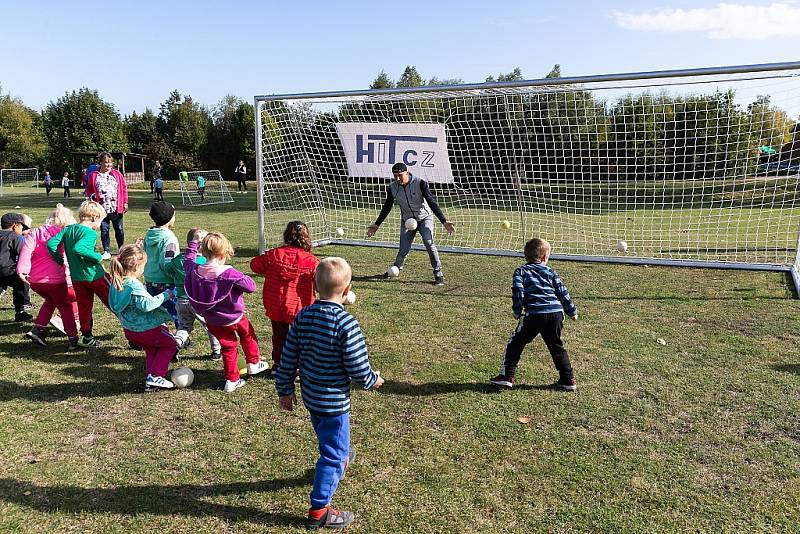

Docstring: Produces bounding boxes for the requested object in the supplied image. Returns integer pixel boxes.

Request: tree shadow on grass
[0,473,312,528]
[772,363,800,375]
[380,379,556,396]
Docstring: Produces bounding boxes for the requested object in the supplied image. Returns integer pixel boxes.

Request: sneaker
[0,288,6,299]
[101,251,112,260]
[14,311,33,322]
[145,374,175,390]
[306,505,354,530]
[179,337,193,350]
[77,335,97,348]
[24,328,47,347]
[23,303,36,312]
[67,337,80,350]
[224,378,247,393]
[553,377,577,392]
[210,352,222,361]
[434,276,445,286]
[489,374,515,388]
[247,361,270,376]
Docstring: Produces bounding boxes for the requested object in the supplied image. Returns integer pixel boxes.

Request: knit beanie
[149,201,175,226]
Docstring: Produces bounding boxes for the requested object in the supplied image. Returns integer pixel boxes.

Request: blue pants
[309,412,350,509]
[100,214,124,253]
[393,217,443,277]
[145,282,178,322]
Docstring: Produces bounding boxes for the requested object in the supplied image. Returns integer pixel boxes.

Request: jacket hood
[143,227,172,247]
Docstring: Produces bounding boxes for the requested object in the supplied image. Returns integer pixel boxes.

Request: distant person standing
[235,160,247,192]
[153,177,164,200]
[151,160,162,194]
[62,172,71,198]
[43,172,52,197]
[86,152,128,260]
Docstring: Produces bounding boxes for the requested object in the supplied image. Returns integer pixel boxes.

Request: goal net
[0,168,39,194]
[178,170,233,206]
[255,63,800,290]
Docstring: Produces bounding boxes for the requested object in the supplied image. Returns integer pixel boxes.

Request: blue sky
[1,0,799,115]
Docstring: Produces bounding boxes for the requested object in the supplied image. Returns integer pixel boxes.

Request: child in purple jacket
[183,231,269,392]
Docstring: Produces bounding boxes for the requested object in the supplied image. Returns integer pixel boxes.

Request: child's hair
[315,257,352,298]
[46,205,76,228]
[186,227,203,246]
[109,245,147,291]
[283,221,312,252]
[201,232,234,260]
[78,200,106,221]
[524,238,551,263]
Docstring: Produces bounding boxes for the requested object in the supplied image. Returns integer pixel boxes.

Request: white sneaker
[224,378,247,393]
[247,361,269,376]
[101,251,111,260]
[145,374,175,389]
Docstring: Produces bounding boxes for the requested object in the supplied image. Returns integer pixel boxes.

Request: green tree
[545,64,561,78]
[42,88,127,174]
[370,71,395,89]
[157,90,212,174]
[397,66,424,88]
[0,92,47,169]
[486,67,523,83]
[208,95,255,178]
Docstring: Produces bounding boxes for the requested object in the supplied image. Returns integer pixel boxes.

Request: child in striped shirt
[489,238,578,391]
[275,257,384,531]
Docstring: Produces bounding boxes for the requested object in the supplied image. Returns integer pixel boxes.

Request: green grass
[0,186,798,532]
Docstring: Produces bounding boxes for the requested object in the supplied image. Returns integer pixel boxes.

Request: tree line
[264,65,798,185]
[0,84,255,181]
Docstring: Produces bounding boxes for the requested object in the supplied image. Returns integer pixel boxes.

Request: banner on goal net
[334,123,454,183]
[178,170,234,206]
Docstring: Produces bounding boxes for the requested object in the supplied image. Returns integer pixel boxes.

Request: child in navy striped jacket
[275,256,384,530]
[490,238,578,391]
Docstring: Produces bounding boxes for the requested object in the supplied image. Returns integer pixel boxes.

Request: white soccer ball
[335,227,344,237]
[171,367,194,388]
[387,265,400,278]
[616,240,628,253]
[404,218,418,231]
[345,290,356,304]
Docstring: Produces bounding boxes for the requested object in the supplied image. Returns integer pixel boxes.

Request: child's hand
[134,236,144,247]
[194,229,208,243]
[570,314,578,322]
[371,375,385,389]
[279,394,296,411]
[164,288,175,300]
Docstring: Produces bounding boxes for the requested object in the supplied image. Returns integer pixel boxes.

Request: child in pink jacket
[17,205,80,349]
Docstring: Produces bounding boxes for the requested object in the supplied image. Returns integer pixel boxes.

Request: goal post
[255,62,800,295]
[0,168,39,195]
[178,170,234,206]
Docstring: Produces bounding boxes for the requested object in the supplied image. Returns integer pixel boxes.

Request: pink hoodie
[17,225,70,284]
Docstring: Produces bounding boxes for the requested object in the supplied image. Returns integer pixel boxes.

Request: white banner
[335,123,454,183]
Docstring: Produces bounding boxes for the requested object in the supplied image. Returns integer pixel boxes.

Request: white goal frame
[255,62,800,296]
[178,170,234,206]
[0,168,39,195]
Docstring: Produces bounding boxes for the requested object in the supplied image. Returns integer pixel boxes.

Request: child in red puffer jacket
[250,221,319,374]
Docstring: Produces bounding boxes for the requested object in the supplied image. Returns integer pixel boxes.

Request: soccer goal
[0,168,39,195]
[178,170,234,206]
[255,62,800,295]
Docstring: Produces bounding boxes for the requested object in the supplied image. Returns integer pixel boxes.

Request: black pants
[0,274,26,313]
[500,312,573,380]
[237,177,247,191]
[63,187,70,198]
[154,188,163,200]
[45,185,52,197]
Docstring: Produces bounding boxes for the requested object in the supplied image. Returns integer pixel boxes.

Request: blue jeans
[100,214,125,253]
[393,217,443,277]
[309,411,350,509]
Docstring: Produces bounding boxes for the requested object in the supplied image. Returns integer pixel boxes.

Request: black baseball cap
[1,213,29,230]
[391,162,408,174]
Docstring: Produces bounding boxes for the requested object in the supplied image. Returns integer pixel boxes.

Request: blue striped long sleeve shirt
[512,262,577,318]
[275,300,379,416]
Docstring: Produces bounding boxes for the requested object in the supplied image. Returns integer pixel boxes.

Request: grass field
[0,186,798,533]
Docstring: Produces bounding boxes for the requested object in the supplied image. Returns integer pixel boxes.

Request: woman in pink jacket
[85,152,129,260]
[17,205,80,349]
